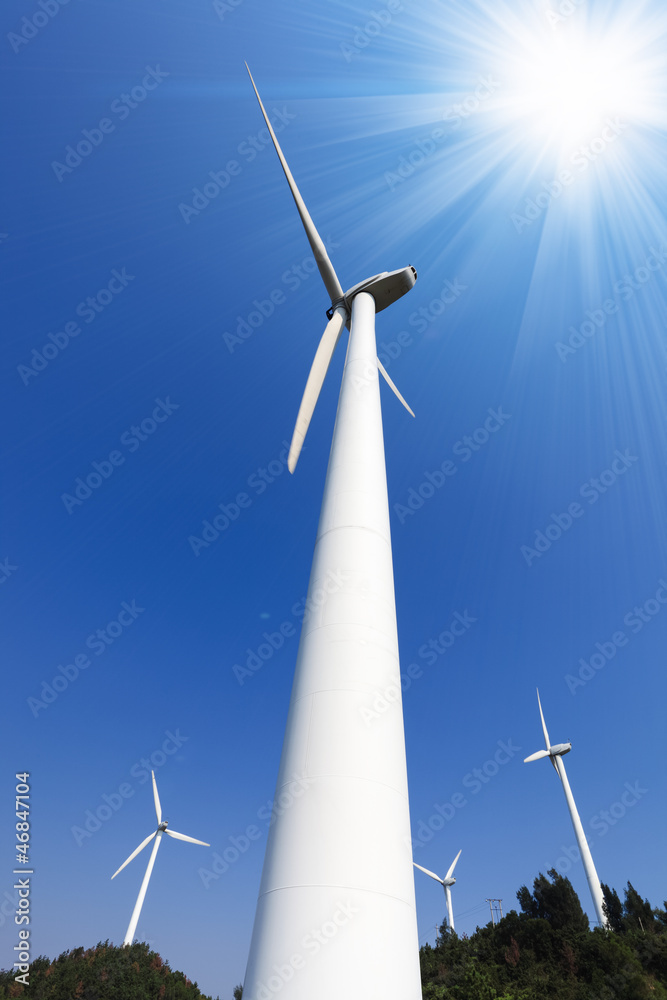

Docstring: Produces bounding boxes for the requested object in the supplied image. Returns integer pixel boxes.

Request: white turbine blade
[524,749,551,763]
[413,861,444,885]
[245,64,344,304]
[536,688,551,749]
[151,770,162,825]
[445,849,462,880]
[165,829,210,847]
[445,884,454,932]
[111,831,156,879]
[288,305,347,473]
[377,358,415,417]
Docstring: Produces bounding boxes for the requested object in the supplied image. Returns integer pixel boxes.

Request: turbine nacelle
[329,266,418,320]
[524,742,572,763]
[524,689,573,773]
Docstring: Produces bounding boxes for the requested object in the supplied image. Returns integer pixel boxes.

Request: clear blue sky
[3,0,666,996]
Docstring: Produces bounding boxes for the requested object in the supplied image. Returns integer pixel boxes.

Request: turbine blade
[165,829,210,847]
[288,305,347,473]
[377,358,415,417]
[151,770,162,825]
[445,884,454,932]
[111,831,156,879]
[245,64,343,304]
[524,749,551,763]
[536,688,551,749]
[446,849,462,880]
[413,861,444,885]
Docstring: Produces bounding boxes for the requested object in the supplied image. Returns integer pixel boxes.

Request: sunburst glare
[490,8,664,159]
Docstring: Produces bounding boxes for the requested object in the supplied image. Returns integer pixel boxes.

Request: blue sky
[3,0,667,996]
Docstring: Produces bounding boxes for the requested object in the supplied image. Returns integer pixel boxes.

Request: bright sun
[499,25,647,154]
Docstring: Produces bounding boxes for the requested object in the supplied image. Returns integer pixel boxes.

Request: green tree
[421,869,667,1000]
[624,881,655,933]
[516,869,590,933]
[0,941,216,1000]
[601,882,625,932]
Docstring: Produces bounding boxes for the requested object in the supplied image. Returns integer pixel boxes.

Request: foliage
[0,941,217,1000]
[601,883,624,933]
[2,875,664,1000]
[420,872,667,1000]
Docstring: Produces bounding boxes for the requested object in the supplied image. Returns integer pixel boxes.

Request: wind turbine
[414,850,462,933]
[111,771,209,947]
[241,66,422,999]
[524,689,607,928]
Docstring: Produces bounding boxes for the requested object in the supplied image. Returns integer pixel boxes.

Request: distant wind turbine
[414,850,462,933]
[524,689,607,928]
[241,65,422,999]
[111,771,209,946]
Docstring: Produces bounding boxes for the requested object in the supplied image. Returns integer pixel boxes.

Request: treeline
[0,941,217,1000]
[1,874,664,999]
[419,870,667,999]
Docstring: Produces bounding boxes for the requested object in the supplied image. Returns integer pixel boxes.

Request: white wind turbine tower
[242,66,422,999]
[524,689,607,928]
[414,850,462,933]
[111,771,209,946]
